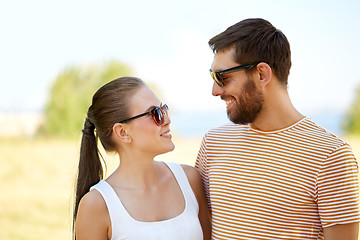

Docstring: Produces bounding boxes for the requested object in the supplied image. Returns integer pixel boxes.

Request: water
[308,111,344,135]
[171,110,345,138]
[171,110,229,138]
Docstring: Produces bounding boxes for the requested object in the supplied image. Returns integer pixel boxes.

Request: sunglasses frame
[119,104,169,126]
[210,61,275,87]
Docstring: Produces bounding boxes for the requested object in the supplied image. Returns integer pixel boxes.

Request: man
[195,18,360,239]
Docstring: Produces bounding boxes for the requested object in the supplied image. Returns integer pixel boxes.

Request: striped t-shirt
[195,117,360,239]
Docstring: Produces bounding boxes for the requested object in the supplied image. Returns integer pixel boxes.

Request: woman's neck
[108,150,164,190]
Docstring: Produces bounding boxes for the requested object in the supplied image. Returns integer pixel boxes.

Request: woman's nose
[163,111,171,126]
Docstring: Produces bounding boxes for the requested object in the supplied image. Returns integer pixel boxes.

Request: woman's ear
[256,62,272,88]
[112,123,132,143]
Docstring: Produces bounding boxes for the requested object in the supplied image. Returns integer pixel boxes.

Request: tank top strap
[164,162,199,211]
[90,180,123,239]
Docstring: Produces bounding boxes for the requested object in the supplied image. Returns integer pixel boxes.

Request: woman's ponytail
[72,117,104,237]
[72,77,145,239]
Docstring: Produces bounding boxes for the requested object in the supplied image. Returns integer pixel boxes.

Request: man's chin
[227,111,255,125]
[227,112,248,125]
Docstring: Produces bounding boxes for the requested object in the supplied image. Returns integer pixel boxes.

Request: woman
[73,77,211,240]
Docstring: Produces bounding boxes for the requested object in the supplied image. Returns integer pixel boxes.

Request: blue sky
[1,0,359,117]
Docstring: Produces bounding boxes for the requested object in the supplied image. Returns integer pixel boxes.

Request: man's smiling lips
[225,99,235,106]
[221,96,235,109]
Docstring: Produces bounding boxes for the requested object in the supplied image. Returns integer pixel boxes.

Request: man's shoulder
[294,117,349,152]
[300,117,345,142]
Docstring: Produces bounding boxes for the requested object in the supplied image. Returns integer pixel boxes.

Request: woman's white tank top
[90,162,203,240]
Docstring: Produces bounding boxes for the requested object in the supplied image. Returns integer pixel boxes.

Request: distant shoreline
[0,110,344,138]
[172,110,345,138]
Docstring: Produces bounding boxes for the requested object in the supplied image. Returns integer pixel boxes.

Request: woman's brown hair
[72,76,145,238]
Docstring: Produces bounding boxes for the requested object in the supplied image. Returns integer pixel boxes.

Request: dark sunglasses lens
[216,73,224,87]
[152,108,164,125]
[210,72,224,87]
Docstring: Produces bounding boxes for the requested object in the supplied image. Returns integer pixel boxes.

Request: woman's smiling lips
[160,129,172,138]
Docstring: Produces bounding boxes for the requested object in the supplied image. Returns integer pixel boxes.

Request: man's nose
[212,81,224,96]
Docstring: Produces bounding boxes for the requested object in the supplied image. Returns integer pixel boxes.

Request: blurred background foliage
[343,83,360,135]
[40,58,360,138]
[40,60,132,138]
[39,60,162,138]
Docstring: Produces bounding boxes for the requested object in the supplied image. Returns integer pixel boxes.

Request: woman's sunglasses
[119,104,169,126]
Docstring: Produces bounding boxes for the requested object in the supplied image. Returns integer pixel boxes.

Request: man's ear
[256,62,272,88]
[112,123,132,143]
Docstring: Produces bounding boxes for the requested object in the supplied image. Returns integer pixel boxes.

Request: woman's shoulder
[180,164,203,197]
[180,164,201,180]
[76,188,111,239]
[78,188,108,217]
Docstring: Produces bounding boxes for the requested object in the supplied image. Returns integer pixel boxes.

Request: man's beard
[227,77,264,124]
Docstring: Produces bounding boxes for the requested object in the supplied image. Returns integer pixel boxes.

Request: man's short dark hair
[209,18,291,86]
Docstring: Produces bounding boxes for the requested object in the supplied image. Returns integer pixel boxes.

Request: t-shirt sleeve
[195,134,211,211]
[316,143,360,228]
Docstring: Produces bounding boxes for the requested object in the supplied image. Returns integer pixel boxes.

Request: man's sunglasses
[209,61,275,87]
[119,104,169,126]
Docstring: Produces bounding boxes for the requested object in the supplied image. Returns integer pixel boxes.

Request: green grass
[0,135,359,240]
[0,136,201,240]
[0,137,78,240]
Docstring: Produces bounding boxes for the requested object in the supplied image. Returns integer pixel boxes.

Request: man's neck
[250,89,304,131]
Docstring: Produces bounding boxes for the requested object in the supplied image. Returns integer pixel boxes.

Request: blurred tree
[40,60,132,138]
[342,83,360,135]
